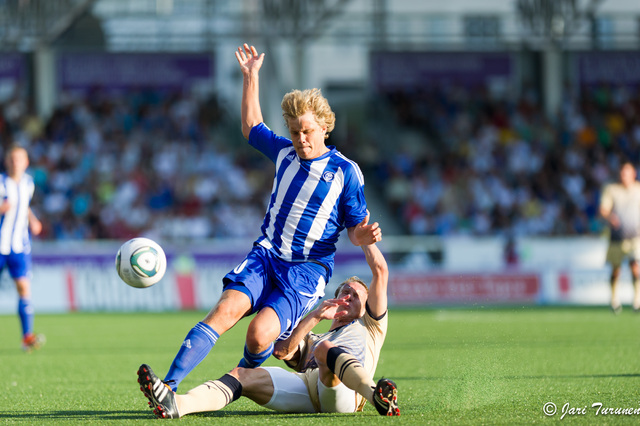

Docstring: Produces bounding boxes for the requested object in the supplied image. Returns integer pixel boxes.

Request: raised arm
[235,44,265,139]
[362,243,388,319]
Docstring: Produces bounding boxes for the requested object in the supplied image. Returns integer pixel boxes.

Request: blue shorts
[223,244,329,340]
[0,251,31,280]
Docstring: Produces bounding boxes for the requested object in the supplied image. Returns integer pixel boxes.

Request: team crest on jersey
[322,171,335,182]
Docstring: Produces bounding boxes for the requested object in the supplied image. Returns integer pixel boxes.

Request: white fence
[0,236,627,314]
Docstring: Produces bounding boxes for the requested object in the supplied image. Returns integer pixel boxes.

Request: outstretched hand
[352,210,382,246]
[314,298,349,321]
[235,43,265,75]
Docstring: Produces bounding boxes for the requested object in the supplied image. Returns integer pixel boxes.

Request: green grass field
[1,307,640,424]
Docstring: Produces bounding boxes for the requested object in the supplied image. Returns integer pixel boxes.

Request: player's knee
[15,280,31,298]
[611,268,622,279]
[245,331,276,352]
[313,340,336,365]
[228,366,243,380]
[233,366,267,388]
[272,345,287,360]
[246,312,280,353]
[246,316,280,351]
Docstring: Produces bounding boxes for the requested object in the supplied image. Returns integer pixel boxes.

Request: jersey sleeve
[340,162,368,229]
[362,311,388,351]
[248,122,293,164]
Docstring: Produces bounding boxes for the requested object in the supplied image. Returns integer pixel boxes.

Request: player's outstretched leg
[137,364,180,419]
[373,378,400,416]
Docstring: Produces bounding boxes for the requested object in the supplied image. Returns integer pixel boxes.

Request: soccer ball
[116,238,167,288]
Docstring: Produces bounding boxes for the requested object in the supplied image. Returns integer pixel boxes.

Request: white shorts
[261,366,357,413]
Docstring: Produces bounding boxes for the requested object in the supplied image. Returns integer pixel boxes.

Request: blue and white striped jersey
[249,123,367,272]
[0,173,35,255]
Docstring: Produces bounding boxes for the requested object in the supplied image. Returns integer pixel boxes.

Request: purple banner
[58,52,213,92]
[370,51,513,91]
[0,53,26,100]
[0,53,25,79]
[577,51,640,87]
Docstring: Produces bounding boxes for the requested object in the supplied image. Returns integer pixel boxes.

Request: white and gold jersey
[286,308,388,412]
[600,181,640,240]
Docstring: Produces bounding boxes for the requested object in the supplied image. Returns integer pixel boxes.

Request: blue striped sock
[164,322,219,391]
[18,298,34,337]
[238,342,274,368]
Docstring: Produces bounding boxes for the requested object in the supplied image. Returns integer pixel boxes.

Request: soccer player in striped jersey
[0,145,44,351]
[138,243,399,417]
[145,43,381,393]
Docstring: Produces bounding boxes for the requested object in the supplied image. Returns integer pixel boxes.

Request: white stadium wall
[0,236,624,314]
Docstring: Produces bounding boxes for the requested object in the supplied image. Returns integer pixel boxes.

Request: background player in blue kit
[140,43,381,393]
[0,145,44,351]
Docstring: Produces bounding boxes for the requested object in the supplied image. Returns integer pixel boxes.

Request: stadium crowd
[0,89,271,240]
[0,83,636,240]
[369,83,638,236]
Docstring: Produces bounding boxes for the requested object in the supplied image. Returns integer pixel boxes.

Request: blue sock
[164,322,219,391]
[238,342,274,368]
[18,298,34,337]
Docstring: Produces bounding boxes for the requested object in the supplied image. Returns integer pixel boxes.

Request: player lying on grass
[138,243,399,417]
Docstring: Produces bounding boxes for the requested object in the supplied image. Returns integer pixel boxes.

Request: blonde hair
[334,276,368,297]
[281,88,335,139]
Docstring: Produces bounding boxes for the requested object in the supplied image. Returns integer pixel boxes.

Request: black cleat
[373,378,400,416]
[137,364,180,419]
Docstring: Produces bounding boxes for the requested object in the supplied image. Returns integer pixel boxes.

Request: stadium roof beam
[255,0,355,117]
[39,0,97,47]
[260,0,353,43]
[516,0,604,47]
[0,0,97,51]
[516,0,604,122]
